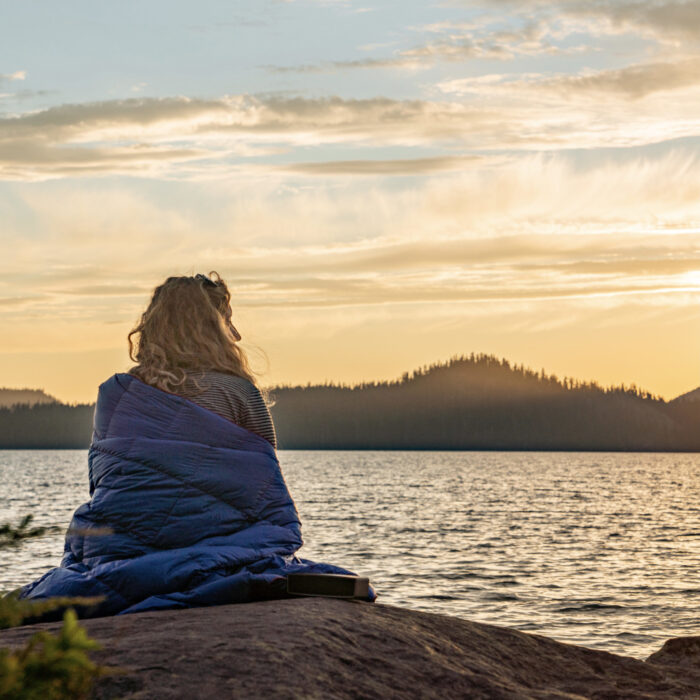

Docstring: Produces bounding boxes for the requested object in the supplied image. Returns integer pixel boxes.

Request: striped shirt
[174,371,277,449]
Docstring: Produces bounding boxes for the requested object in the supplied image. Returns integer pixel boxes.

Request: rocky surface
[2,598,700,699]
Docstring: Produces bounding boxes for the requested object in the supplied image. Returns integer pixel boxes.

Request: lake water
[1,449,699,659]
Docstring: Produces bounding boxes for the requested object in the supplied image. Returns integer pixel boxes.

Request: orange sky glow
[2,0,700,403]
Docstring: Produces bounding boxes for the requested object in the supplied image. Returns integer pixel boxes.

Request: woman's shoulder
[196,371,260,395]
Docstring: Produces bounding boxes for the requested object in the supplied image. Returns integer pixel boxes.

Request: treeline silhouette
[0,387,57,409]
[1,353,700,450]
[0,402,95,449]
[268,354,700,451]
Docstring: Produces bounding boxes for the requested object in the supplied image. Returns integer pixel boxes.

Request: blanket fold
[18,372,376,618]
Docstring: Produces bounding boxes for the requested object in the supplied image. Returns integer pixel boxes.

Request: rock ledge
[2,598,700,699]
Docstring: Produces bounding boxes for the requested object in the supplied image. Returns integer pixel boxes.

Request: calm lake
[1,449,699,659]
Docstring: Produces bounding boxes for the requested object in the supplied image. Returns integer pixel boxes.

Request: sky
[2,0,700,404]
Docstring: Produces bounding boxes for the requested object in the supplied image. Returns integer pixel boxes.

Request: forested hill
[0,387,57,408]
[673,387,700,404]
[1,354,700,450]
[269,354,700,451]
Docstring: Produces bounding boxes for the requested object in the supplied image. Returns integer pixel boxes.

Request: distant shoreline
[3,354,700,452]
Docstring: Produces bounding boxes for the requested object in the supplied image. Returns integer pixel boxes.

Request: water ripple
[2,449,700,658]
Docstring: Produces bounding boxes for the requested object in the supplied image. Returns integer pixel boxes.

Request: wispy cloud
[549,57,700,99]
[0,95,497,179]
[454,0,700,42]
[3,151,700,325]
[277,154,481,175]
[0,97,228,179]
[266,0,699,77]
[3,83,700,181]
[438,56,700,100]
[570,0,700,42]
[266,18,584,73]
[0,70,26,82]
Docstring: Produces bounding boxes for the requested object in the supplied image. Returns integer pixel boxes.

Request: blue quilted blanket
[18,372,376,617]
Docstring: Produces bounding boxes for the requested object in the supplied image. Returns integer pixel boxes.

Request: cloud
[0,141,210,178]
[551,57,700,99]
[439,56,700,100]
[3,148,700,404]
[0,96,233,179]
[573,1,700,42]
[3,151,700,323]
[277,155,481,175]
[265,42,502,73]
[53,284,153,297]
[0,96,227,139]
[0,70,26,82]
[2,3,700,401]
[457,0,700,42]
[0,95,502,180]
[0,295,44,307]
[266,19,581,73]
[3,76,700,181]
[268,1,698,76]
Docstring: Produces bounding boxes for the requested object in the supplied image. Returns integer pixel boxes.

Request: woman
[127,272,277,449]
[17,272,375,619]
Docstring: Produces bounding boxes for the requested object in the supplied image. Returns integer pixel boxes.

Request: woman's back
[176,371,277,449]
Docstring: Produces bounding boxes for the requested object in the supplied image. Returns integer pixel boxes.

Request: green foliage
[0,516,113,699]
[0,517,103,628]
[0,591,103,631]
[0,515,94,629]
[0,514,59,548]
[0,609,103,700]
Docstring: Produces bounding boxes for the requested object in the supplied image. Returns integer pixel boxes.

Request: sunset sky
[2,0,700,404]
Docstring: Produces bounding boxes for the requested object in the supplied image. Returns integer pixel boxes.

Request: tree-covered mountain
[0,388,58,408]
[1,354,700,450]
[268,354,698,451]
[0,402,95,448]
[672,387,700,404]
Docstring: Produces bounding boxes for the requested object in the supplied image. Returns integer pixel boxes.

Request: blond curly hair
[127,271,265,399]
